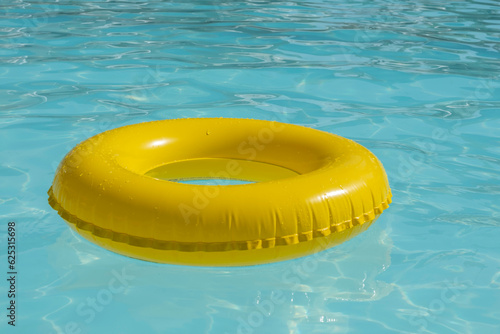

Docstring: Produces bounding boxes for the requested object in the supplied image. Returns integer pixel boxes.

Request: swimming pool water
[1,0,499,333]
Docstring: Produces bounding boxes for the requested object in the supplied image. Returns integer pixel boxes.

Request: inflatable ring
[48,118,391,266]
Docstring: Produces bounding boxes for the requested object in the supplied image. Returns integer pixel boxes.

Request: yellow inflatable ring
[48,118,391,266]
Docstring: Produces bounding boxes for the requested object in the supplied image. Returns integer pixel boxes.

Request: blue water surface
[1,0,500,333]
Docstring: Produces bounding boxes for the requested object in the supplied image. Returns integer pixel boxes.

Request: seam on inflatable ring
[48,187,392,252]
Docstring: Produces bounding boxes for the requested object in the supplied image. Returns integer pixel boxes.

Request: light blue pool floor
[1,0,500,333]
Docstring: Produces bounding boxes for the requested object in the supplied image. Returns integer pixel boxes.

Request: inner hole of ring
[144,158,300,185]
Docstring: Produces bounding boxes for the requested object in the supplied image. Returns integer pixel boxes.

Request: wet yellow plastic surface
[48,118,391,266]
